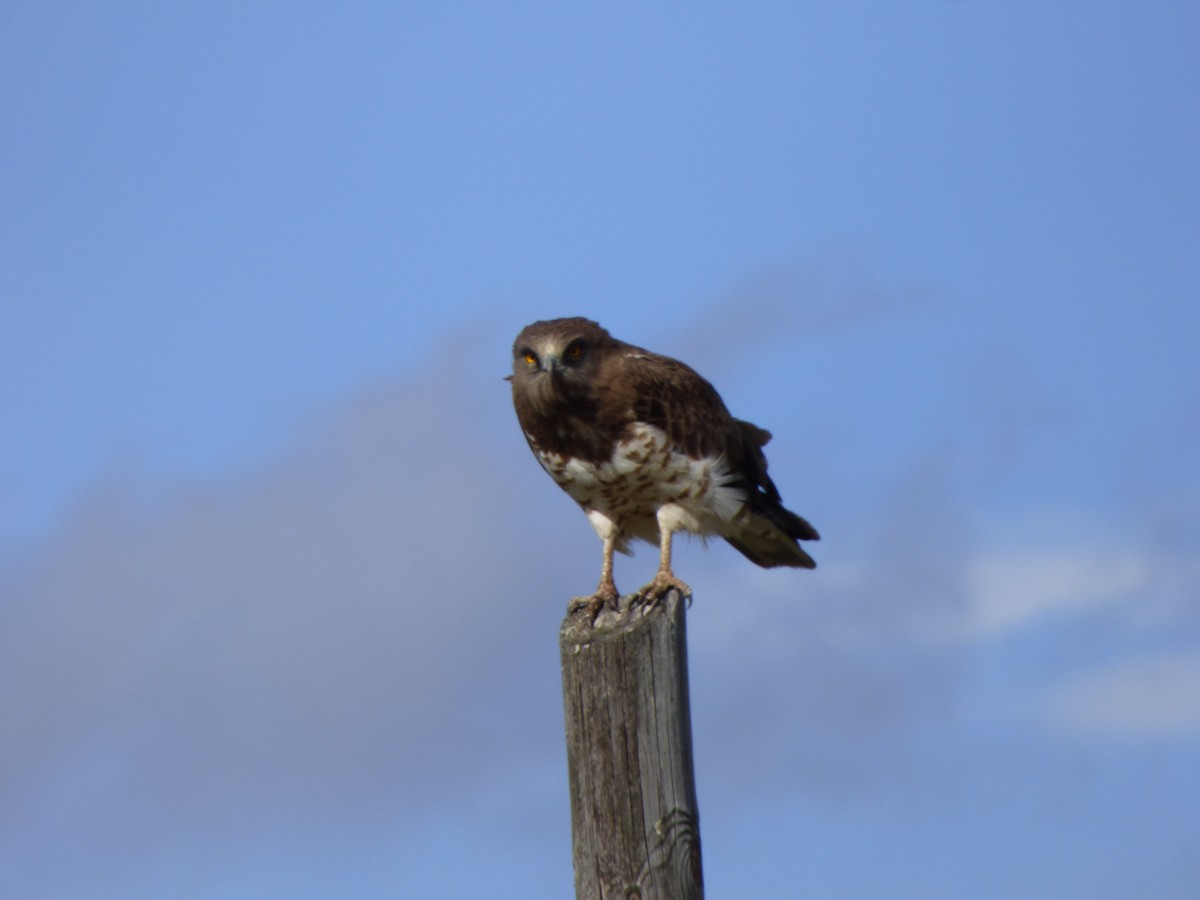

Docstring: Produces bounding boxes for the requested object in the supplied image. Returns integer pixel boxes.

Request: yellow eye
[524,352,537,366]
[567,344,583,359]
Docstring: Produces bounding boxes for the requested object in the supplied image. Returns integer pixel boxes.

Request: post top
[559,588,688,645]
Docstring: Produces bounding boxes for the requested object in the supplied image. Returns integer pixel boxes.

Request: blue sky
[2,2,1198,898]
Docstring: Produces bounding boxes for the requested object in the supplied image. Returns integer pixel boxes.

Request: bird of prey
[509,317,819,617]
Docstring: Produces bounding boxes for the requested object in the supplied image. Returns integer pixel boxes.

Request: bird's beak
[545,356,564,379]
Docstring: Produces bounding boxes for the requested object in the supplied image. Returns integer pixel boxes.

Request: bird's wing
[619,350,738,460]
[618,350,800,511]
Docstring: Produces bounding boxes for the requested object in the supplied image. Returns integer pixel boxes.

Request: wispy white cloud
[955,545,1152,638]
[1043,651,1200,739]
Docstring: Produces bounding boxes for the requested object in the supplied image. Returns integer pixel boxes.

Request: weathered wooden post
[559,589,704,899]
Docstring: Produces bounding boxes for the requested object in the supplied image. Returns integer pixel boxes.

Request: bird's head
[508,317,610,413]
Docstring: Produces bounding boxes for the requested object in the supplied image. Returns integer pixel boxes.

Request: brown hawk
[509,316,819,617]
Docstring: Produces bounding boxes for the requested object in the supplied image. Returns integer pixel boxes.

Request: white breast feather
[530,423,745,544]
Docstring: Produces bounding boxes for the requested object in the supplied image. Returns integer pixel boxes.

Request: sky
[2,2,1198,897]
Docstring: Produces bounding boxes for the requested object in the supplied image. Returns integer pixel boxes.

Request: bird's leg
[637,515,692,607]
[567,534,620,620]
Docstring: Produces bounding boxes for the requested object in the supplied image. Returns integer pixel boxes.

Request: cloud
[4,313,1197,898]
[0,315,991,896]
[954,545,1152,638]
[0,327,581,897]
[685,446,975,802]
[1043,651,1200,739]
[645,248,942,382]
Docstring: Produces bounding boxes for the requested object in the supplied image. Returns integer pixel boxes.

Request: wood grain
[560,590,704,899]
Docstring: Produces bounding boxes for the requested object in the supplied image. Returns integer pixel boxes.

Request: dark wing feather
[615,349,779,499]
[617,349,738,459]
[614,346,820,565]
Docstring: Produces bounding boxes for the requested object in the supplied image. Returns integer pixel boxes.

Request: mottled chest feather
[527,423,745,531]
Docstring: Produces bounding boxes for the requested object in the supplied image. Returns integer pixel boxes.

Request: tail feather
[724,497,820,569]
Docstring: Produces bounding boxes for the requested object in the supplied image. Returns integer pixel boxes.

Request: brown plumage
[508,316,819,616]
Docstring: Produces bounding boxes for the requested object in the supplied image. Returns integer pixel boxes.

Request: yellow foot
[635,571,692,609]
[567,583,620,622]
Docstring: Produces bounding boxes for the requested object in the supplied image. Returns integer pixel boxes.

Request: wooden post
[559,589,704,900]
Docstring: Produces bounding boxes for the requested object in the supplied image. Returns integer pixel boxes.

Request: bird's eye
[566,343,584,359]
[523,352,538,366]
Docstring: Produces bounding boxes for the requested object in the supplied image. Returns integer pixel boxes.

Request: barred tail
[724,498,819,569]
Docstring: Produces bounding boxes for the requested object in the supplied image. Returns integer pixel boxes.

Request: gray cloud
[659,249,942,381]
[0,331,580,896]
[687,445,973,804]
[0,319,972,897]
[4,315,1197,898]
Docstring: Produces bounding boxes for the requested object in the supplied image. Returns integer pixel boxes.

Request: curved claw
[634,571,693,610]
[567,583,621,622]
